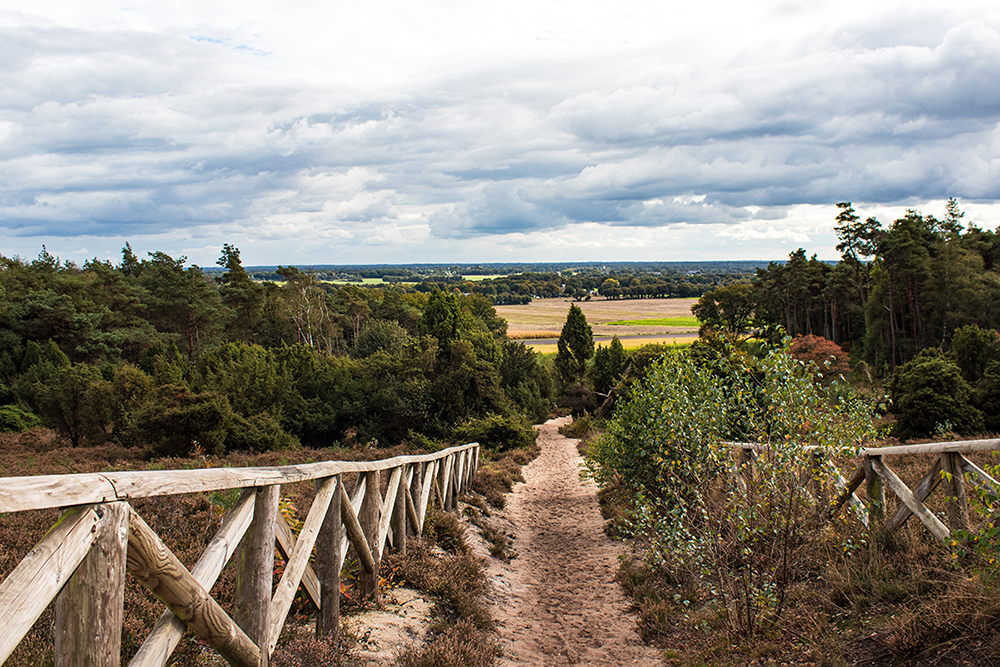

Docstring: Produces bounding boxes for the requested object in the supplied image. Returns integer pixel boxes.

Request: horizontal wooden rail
[728,438,1000,544]
[0,441,480,667]
[0,443,480,514]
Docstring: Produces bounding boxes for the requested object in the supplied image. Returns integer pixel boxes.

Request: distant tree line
[0,244,550,453]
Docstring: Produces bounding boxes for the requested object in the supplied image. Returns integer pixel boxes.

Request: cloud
[1,4,1000,264]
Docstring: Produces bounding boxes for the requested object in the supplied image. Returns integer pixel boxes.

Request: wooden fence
[0,442,479,667]
[732,438,1000,542]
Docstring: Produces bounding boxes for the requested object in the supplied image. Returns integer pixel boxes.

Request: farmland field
[496,297,698,337]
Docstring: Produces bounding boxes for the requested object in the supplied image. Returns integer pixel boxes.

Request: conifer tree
[555,304,594,383]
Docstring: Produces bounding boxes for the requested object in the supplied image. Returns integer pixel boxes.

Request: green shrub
[454,412,536,453]
[891,348,984,438]
[353,319,410,358]
[0,405,41,433]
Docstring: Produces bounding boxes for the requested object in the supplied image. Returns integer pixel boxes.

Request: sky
[1,1,999,267]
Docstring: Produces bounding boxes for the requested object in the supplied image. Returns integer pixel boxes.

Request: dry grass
[601,445,1000,667]
[0,428,472,666]
[394,620,499,667]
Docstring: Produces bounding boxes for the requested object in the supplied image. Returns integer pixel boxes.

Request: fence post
[941,452,970,532]
[236,485,279,666]
[865,455,885,529]
[392,465,408,555]
[315,475,342,640]
[358,471,381,602]
[410,463,424,535]
[54,501,128,667]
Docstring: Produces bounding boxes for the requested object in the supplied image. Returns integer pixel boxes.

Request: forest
[0,244,550,455]
[692,199,1000,439]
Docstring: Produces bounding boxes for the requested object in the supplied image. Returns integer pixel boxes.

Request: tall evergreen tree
[555,304,594,383]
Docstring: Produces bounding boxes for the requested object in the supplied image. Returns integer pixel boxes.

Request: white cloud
[1,2,1000,264]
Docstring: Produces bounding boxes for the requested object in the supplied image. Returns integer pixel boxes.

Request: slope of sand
[486,417,661,666]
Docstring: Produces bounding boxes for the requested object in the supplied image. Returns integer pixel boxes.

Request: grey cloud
[2,13,1000,250]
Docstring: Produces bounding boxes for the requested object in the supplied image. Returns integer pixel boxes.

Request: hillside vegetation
[0,244,547,455]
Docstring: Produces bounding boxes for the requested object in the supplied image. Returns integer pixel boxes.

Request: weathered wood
[432,475,445,511]
[865,455,885,528]
[0,443,480,513]
[410,463,420,535]
[450,460,461,511]
[0,442,482,663]
[862,439,1000,457]
[377,467,403,557]
[340,484,376,576]
[392,469,408,555]
[125,508,261,667]
[315,476,342,640]
[455,451,466,496]
[358,471,381,601]
[959,455,1000,491]
[131,488,255,667]
[941,453,970,532]
[884,458,942,534]
[871,457,949,542]
[417,461,436,526]
[55,501,128,667]
[828,464,866,521]
[405,485,420,535]
[235,484,279,666]
[0,505,102,665]
[275,518,321,609]
[405,466,419,535]
[338,474,367,560]
[440,455,454,510]
[269,476,336,654]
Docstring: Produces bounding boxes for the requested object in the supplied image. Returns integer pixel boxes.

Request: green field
[606,316,700,327]
[528,336,693,353]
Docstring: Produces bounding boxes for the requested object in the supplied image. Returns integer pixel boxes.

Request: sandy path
[487,417,661,666]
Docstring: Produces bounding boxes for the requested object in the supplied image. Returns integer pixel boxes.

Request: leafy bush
[788,334,849,378]
[0,405,41,433]
[587,340,879,637]
[353,318,410,358]
[891,347,984,438]
[454,412,536,453]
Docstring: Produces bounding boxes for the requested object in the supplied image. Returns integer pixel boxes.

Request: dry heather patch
[603,463,1000,666]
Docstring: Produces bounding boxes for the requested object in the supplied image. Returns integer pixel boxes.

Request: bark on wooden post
[126,510,261,667]
[865,455,885,528]
[54,501,128,667]
[236,484,279,665]
[315,476,342,640]
[941,452,970,532]
[410,463,424,535]
[392,467,407,555]
[358,471,381,602]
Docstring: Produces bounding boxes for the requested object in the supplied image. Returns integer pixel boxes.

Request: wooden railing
[732,439,1000,542]
[0,442,479,667]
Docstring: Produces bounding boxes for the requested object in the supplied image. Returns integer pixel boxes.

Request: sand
[486,417,661,666]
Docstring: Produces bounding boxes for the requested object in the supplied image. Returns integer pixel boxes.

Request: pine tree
[555,304,594,383]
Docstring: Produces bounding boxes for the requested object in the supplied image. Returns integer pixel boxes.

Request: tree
[834,202,882,312]
[891,348,983,438]
[589,335,629,396]
[692,283,756,336]
[31,363,114,446]
[217,244,263,343]
[555,304,594,384]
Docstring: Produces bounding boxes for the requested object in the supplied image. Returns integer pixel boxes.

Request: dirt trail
[486,417,661,666]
